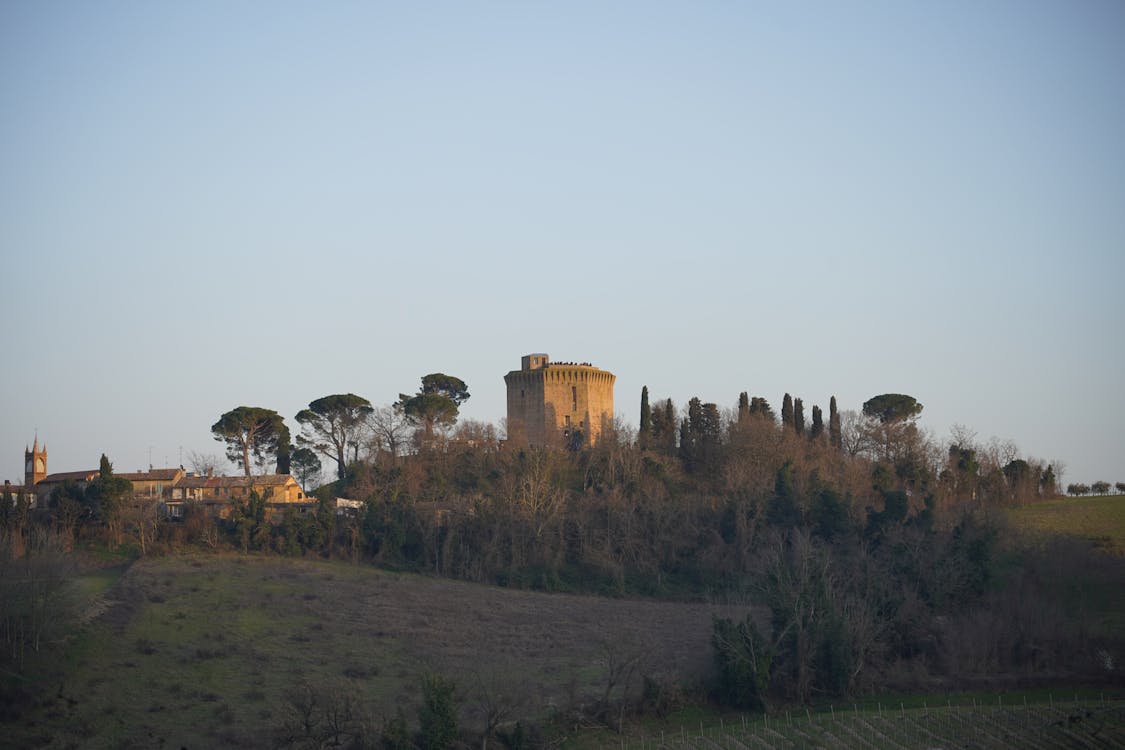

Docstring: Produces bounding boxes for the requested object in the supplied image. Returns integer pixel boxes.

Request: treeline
[1067,481,1125,496]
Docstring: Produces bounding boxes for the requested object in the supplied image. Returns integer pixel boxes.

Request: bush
[711,614,772,711]
[382,707,414,750]
[640,675,685,718]
[419,673,457,750]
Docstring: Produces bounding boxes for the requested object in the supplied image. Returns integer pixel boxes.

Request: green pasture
[1008,494,1125,554]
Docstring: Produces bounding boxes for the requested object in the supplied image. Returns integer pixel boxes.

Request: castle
[504,354,615,447]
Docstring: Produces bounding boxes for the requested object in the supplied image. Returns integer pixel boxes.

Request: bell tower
[25,438,46,486]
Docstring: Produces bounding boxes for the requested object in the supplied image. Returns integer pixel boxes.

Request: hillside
[1008,494,1125,555]
[11,555,747,749]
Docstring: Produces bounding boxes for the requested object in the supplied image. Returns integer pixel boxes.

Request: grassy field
[1008,494,1125,555]
[9,554,747,749]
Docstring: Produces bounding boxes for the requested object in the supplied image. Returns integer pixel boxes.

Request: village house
[165,473,311,521]
[118,467,185,500]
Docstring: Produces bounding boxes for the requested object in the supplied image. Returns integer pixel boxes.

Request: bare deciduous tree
[502,448,567,540]
[948,423,978,451]
[186,450,227,476]
[0,531,79,673]
[125,499,161,556]
[467,667,529,750]
[590,629,651,732]
[276,679,372,750]
[452,419,501,451]
[367,404,412,463]
[838,410,875,457]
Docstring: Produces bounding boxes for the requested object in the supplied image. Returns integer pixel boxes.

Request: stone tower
[25,438,47,486]
[504,354,615,447]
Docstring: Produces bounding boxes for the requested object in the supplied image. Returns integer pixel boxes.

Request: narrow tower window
[572,386,578,411]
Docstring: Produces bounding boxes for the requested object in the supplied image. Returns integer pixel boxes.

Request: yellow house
[166,473,309,520]
[118,468,185,500]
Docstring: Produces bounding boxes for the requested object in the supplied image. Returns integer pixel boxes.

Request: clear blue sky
[2,1,1123,486]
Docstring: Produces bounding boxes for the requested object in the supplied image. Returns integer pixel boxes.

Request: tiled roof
[118,468,183,482]
[39,470,99,484]
[174,474,296,489]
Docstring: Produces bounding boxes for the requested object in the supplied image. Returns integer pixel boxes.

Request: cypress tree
[810,405,824,441]
[781,393,794,429]
[793,398,805,436]
[651,398,677,454]
[639,386,652,448]
[276,427,291,474]
[829,396,842,449]
[698,401,723,473]
[678,417,694,471]
[663,399,676,453]
[750,397,776,422]
[766,460,801,527]
[737,391,750,423]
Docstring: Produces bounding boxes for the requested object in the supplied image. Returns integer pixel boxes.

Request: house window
[564,415,571,427]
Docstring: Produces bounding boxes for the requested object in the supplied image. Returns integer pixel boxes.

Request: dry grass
[12,554,748,749]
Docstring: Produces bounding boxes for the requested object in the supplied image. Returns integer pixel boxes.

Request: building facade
[504,353,615,447]
[166,473,309,520]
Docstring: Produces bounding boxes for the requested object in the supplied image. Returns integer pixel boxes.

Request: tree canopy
[861,393,923,423]
[85,454,133,544]
[296,393,374,481]
[87,454,132,502]
[398,373,470,442]
[290,446,322,490]
[419,373,470,405]
[211,406,288,477]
